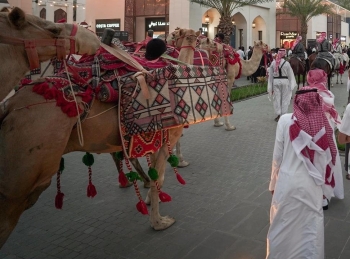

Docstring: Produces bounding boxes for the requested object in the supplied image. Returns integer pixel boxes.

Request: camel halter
[0,21,78,70]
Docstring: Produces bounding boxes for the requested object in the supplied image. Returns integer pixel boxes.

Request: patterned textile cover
[119,63,232,135]
[168,48,210,66]
[119,63,232,158]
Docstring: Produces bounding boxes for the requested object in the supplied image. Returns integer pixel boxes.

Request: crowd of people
[260,32,350,258]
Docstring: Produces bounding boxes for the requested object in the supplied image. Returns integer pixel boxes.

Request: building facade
[275,0,350,48]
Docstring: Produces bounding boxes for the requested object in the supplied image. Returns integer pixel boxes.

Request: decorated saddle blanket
[119,63,232,158]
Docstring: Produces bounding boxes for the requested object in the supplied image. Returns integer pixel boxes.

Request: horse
[289,56,307,88]
[0,7,187,248]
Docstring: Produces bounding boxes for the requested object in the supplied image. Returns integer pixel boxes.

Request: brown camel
[0,8,183,248]
[167,29,268,166]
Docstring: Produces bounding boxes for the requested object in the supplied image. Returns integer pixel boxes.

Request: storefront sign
[95,19,121,36]
[341,36,346,42]
[280,31,298,40]
[201,24,208,36]
[145,18,169,32]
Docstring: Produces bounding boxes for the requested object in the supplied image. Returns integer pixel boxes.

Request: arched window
[40,8,46,19]
[54,9,67,23]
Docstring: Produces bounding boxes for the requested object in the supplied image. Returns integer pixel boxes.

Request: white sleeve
[269,117,285,191]
[286,62,297,91]
[267,62,275,95]
[339,104,350,136]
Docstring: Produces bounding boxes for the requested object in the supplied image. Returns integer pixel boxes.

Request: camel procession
[0,7,272,248]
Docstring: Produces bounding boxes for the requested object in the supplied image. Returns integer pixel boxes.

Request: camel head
[166,28,199,49]
[253,40,269,53]
[0,7,100,68]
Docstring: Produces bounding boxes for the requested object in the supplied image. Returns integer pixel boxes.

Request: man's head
[215,33,225,42]
[307,69,327,87]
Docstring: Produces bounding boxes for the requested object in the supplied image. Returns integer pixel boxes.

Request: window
[258,30,262,41]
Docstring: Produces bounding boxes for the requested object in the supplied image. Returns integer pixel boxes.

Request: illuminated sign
[145,18,168,32]
[95,19,121,35]
[280,31,298,40]
[341,36,346,42]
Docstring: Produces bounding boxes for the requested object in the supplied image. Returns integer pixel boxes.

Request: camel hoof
[119,181,133,188]
[177,160,190,168]
[151,216,176,230]
[214,122,224,127]
[225,125,236,131]
[143,181,151,188]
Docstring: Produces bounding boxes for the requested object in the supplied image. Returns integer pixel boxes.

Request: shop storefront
[95,18,121,37]
[279,31,297,49]
[145,17,169,38]
[341,35,346,46]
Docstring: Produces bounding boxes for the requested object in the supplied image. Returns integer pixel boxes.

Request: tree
[280,0,334,46]
[333,0,350,10]
[188,0,274,44]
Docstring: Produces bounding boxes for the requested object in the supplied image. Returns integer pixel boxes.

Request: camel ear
[179,29,185,36]
[8,7,26,29]
[195,31,201,36]
[253,41,256,46]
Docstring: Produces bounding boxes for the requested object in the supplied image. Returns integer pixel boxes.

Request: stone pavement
[1,75,350,259]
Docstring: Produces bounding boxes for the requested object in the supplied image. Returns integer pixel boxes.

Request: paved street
[1,75,350,259]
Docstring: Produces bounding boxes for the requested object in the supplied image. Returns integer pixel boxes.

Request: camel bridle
[0,21,78,70]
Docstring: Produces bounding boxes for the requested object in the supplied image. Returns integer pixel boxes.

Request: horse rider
[291,35,307,70]
[332,38,344,68]
[316,32,335,71]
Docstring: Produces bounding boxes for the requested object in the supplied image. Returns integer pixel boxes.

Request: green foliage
[231,82,267,101]
[280,0,334,22]
[188,0,274,43]
[334,0,350,10]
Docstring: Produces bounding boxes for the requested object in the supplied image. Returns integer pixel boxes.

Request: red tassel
[118,172,129,187]
[159,191,172,202]
[184,125,189,128]
[55,192,64,209]
[87,182,97,198]
[176,173,186,185]
[33,82,49,95]
[136,200,149,215]
[43,87,58,100]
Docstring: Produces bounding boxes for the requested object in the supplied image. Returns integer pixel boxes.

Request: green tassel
[82,152,94,166]
[167,154,179,167]
[148,167,159,181]
[114,151,124,160]
[59,157,65,172]
[125,171,142,182]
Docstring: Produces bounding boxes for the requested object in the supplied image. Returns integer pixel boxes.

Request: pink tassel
[176,173,186,185]
[118,172,129,187]
[87,182,97,198]
[55,192,64,209]
[159,191,172,202]
[136,200,149,215]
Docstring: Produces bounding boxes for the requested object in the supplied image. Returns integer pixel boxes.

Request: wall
[8,0,32,14]
[341,21,349,46]
[85,0,124,33]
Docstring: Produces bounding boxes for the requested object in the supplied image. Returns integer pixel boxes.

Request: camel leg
[224,80,236,131]
[175,140,189,168]
[213,117,224,127]
[148,127,183,230]
[130,158,151,188]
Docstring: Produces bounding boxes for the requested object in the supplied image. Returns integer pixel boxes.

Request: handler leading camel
[267,49,297,122]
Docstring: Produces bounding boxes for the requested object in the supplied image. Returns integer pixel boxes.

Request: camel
[0,8,186,248]
[166,28,268,166]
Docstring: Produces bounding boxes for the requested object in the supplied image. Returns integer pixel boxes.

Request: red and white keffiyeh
[274,49,286,74]
[291,35,302,50]
[307,69,341,125]
[289,89,336,187]
[317,32,326,43]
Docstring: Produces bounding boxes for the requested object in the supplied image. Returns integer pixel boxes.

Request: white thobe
[267,114,324,259]
[318,90,344,200]
[339,103,350,176]
[267,60,296,116]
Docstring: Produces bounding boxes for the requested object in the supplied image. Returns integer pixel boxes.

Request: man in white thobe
[267,88,338,259]
[267,49,296,122]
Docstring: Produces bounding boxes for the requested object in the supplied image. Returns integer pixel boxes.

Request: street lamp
[232,18,235,25]
[252,22,256,28]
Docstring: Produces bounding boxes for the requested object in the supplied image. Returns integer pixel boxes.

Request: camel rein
[0,22,78,70]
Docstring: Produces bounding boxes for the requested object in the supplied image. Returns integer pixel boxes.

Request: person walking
[267,49,297,122]
[266,87,338,259]
[306,68,344,209]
